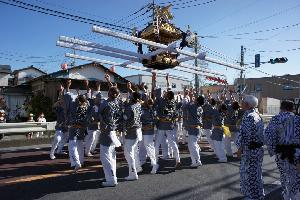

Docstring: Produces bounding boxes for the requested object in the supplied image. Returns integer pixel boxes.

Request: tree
[28,94,55,121]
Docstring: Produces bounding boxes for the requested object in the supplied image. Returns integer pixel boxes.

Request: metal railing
[0,122,56,135]
[0,115,274,135]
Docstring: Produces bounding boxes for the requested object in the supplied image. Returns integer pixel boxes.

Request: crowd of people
[48,72,300,200]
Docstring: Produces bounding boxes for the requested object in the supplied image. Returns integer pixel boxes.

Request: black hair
[131,92,141,103]
[166,90,175,100]
[232,101,240,110]
[108,86,120,99]
[210,98,216,106]
[78,94,87,104]
[219,103,227,112]
[196,96,205,106]
[280,100,294,112]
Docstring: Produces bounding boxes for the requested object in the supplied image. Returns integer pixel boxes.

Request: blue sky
[0,0,300,84]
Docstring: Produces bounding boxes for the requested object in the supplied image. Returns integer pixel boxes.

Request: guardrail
[0,122,56,135]
[0,114,274,135]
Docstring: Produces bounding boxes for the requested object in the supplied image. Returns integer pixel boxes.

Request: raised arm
[166,73,170,89]
[105,73,113,88]
[127,82,134,94]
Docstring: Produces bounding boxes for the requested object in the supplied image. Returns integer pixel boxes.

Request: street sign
[255,54,260,68]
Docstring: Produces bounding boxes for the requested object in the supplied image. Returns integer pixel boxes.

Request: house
[27,62,129,103]
[12,65,46,86]
[0,65,12,86]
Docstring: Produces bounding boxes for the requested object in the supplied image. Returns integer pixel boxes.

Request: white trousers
[224,131,240,156]
[139,135,157,166]
[155,130,170,159]
[124,138,141,176]
[85,130,100,154]
[177,122,187,144]
[213,139,227,161]
[188,134,201,164]
[58,131,69,153]
[224,135,233,156]
[68,139,84,167]
[100,144,117,184]
[203,129,215,150]
[157,129,180,162]
[50,130,68,154]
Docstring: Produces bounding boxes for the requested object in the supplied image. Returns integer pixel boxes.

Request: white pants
[177,122,187,144]
[140,135,157,166]
[203,129,214,150]
[224,135,233,156]
[224,131,240,156]
[124,138,141,176]
[100,144,117,184]
[213,139,227,161]
[50,130,68,154]
[155,130,170,159]
[188,134,201,164]
[157,129,180,162]
[85,130,100,154]
[68,139,84,167]
[58,131,69,153]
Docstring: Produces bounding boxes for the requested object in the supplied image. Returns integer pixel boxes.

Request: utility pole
[239,45,245,101]
[71,37,76,67]
[194,34,199,96]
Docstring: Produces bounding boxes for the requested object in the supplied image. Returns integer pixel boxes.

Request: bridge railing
[0,114,274,135]
[0,122,56,135]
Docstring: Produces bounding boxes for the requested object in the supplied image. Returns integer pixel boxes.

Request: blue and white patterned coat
[235,108,265,200]
[264,112,300,200]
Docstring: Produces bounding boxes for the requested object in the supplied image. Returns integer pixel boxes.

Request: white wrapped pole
[57,41,140,63]
[92,26,243,71]
[65,53,222,79]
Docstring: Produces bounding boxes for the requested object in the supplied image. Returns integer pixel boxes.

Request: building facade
[235,74,300,100]
[12,66,46,86]
[0,65,12,86]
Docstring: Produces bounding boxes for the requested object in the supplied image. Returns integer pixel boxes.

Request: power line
[201,21,300,38]
[247,47,300,53]
[160,0,211,6]
[173,0,217,9]
[246,65,299,84]
[31,0,116,22]
[159,0,188,5]
[0,0,131,32]
[212,3,300,35]
[112,3,151,24]
[200,0,260,31]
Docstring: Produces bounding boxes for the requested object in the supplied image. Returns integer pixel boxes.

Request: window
[172,83,176,88]
[283,83,293,90]
[255,84,262,91]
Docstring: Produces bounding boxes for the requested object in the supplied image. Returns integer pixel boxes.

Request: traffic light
[269,57,288,64]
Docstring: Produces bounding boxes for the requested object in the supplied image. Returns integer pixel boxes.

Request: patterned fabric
[225,107,241,132]
[236,108,265,200]
[69,103,89,140]
[264,112,300,199]
[155,97,177,130]
[87,105,100,130]
[184,102,203,136]
[54,106,65,130]
[99,99,122,146]
[210,108,225,141]
[202,103,213,129]
[141,105,156,135]
[123,102,142,139]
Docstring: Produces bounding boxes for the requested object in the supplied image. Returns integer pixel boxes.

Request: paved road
[0,143,283,200]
